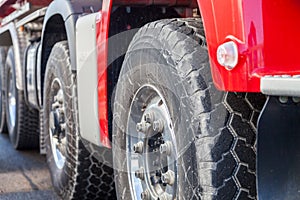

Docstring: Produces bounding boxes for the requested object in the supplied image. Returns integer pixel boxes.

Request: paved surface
[0,133,59,200]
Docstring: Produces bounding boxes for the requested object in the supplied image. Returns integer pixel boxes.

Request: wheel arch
[106,4,195,143]
[40,0,103,106]
[39,14,67,106]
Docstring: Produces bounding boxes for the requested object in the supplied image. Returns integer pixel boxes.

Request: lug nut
[52,101,60,109]
[135,167,145,180]
[136,123,143,132]
[161,170,175,186]
[153,119,164,132]
[136,122,150,133]
[141,189,150,200]
[144,112,154,123]
[133,141,143,154]
[160,141,172,156]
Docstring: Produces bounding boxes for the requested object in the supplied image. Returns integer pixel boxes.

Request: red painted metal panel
[27,0,52,6]
[113,0,197,6]
[96,0,112,148]
[0,0,16,17]
[0,0,51,18]
[198,0,300,92]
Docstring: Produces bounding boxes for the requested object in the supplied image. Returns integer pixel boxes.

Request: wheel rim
[126,85,177,200]
[49,78,67,169]
[8,70,16,131]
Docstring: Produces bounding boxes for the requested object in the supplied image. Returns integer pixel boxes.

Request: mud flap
[257,96,300,200]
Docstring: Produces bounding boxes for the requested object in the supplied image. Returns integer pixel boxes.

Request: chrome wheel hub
[49,79,67,169]
[127,85,177,200]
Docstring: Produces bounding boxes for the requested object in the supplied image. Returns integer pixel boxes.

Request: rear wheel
[5,47,39,149]
[113,18,266,199]
[43,41,116,199]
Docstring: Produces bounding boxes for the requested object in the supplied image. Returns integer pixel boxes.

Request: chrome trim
[261,75,300,97]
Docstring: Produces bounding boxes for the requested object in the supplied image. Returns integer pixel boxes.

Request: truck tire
[43,41,116,200]
[0,47,8,133]
[5,47,39,149]
[113,19,266,199]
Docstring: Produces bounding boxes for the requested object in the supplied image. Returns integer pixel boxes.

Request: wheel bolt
[135,167,145,180]
[141,189,150,200]
[161,170,175,186]
[144,112,154,123]
[160,141,172,156]
[136,122,150,133]
[52,101,60,109]
[153,119,164,132]
[133,141,143,154]
[136,123,143,132]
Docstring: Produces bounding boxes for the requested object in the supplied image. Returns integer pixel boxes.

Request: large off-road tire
[0,47,8,133]
[5,47,39,149]
[43,41,116,200]
[113,18,266,199]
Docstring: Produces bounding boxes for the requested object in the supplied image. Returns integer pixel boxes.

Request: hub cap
[8,70,16,130]
[49,78,67,169]
[127,85,177,200]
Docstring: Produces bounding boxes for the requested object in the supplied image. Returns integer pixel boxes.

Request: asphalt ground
[0,133,59,200]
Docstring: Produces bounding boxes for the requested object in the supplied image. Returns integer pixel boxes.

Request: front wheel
[113,18,266,199]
